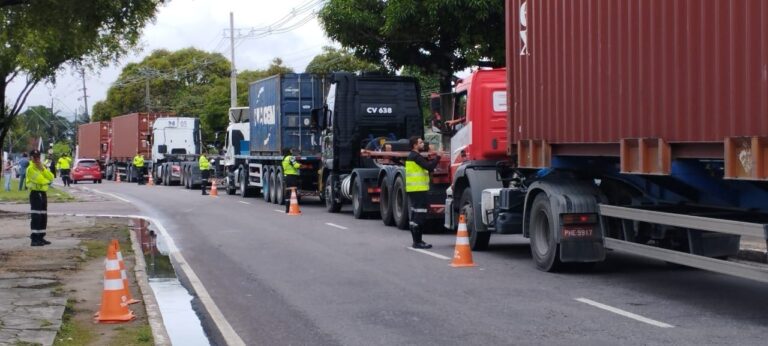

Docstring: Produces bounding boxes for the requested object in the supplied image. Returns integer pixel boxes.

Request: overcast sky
[6,0,332,121]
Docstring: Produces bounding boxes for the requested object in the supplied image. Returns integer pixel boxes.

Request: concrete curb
[129,225,172,346]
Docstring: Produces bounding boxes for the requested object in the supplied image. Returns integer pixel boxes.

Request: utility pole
[145,75,151,113]
[80,68,89,120]
[230,12,237,108]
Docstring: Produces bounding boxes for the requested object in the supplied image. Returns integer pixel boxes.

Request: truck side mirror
[311,108,325,129]
[158,145,167,154]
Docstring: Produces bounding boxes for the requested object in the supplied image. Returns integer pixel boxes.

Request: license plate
[84,175,93,179]
[562,227,594,238]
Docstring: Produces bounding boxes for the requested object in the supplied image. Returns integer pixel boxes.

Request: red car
[71,159,103,184]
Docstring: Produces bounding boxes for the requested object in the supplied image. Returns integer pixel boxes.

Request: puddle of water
[131,219,210,346]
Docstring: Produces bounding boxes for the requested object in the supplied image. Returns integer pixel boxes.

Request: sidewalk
[0,186,154,346]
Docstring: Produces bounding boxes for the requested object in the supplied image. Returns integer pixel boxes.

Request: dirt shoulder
[0,213,152,346]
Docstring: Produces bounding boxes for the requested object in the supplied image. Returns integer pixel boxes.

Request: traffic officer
[132,151,145,185]
[26,150,54,246]
[282,148,301,212]
[405,136,441,249]
[199,152,211,195]
[56,153,72,186]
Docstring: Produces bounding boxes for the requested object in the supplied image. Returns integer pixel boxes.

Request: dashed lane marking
[575,298,674,328]
[407,247,452,260]
[238,201,251,205]
[325,223,348,230]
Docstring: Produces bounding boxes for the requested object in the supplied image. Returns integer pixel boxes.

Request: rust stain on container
[506,0,768,158]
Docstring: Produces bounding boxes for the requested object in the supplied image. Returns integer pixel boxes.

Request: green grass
[0,178,75,203]
[81,240,109,260]
[53,299,95,346]
[111,325,153,346]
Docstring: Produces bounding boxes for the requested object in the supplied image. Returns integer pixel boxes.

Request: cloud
[6,0,331,120]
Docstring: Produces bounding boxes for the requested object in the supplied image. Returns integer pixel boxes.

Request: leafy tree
[0,0,163,155]
[319,0,504,118]
[264,58,294,76]
[306,46,382,75]
[52,140,72,157]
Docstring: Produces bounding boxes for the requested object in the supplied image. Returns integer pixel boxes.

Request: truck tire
[261,167,270,202]
[276,170,285,206]
[325,174,342,213]
[239,169,251,198]
[226,175,236,195]
[528,193,562,272]
[352,178,364,219]
[269,168,277,204]
[393,176,409,230]
[459,188,491,251]
[379,181,395,226]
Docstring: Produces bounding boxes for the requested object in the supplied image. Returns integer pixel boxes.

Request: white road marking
[407,247,452,260]
[47,211,246,345]
[238,201,251,205]
[82,187,131,203]
[575,298,674,328]
[273,209,285,213]
[325,223,348,230]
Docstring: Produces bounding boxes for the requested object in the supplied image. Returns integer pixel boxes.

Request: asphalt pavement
[76,181,768,346]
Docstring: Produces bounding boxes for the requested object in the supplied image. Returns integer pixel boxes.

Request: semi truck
[150,117,203,187]
[76,121,110,176]
[225,72,446,228]
[439,0,768,281]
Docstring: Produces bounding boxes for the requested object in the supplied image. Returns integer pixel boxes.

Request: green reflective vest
[199,155,211,170]
[405,160,430,192]
[26,164,54,192]
[56,157,72,170]
[132,155,145,168]
[282,155,300,176]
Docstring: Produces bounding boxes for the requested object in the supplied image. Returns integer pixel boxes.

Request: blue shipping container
[248,73,324,156]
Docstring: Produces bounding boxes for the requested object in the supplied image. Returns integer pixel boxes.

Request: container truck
[224,73,325,204]
[440,0,768,282]
[76,121,110,175]
[150,117,202,187]
[106,113,161,182]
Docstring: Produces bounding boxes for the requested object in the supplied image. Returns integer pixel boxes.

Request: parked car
[71,159,103,184]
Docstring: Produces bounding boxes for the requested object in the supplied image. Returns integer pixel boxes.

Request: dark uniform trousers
[408,191,429,244]
[284,175,299,212]
[200,169,211,194]
[30,191,47,232]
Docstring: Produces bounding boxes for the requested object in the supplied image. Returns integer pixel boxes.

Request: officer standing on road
[406,136,441,249]
[133,151,145,185]
[56,153,72,186]
[282,148,301,212]
[199,152,211,195]
[26,150,54,246]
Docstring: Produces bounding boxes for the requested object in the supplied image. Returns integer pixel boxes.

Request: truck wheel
[352,179,365,219]
[459,188,491,251]
[529,193,562,272]
[393,176,409,230]
[268,169,277,204]
[261,167,270,202]
[239,169,251,197]
[226,176,236,195]
[325,174,342,213]
[276,170,285,206]
[379,181,395,226]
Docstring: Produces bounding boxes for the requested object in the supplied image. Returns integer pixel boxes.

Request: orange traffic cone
[147,172,154,186]
[450,214,476,268]
[287,188,301,215]
[210,178,218,197]
[111,240,140,305]
[116,170,122,183]
[95,242,135,323]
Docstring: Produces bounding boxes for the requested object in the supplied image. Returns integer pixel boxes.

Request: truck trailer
[441,0,768,282]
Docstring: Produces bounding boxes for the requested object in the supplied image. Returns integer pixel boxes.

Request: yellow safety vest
[405,160,430,192]
[56,157,72,170]
[133,155,145,168]
[26,164,54,192]
[282,155,300,176]
[199,155,211,170]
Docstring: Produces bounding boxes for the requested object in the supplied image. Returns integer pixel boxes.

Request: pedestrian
[2,157,13,191]
[281,148,301,212]
[26,150,54,246]
[17,153,29,191]
[133,151,145,185]
[199,152,211,195]
[56,153,73,187]
[48,154,57,178]
[405,136,441,249]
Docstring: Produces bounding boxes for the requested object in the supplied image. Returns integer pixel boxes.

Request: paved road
[78,181,767,345]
